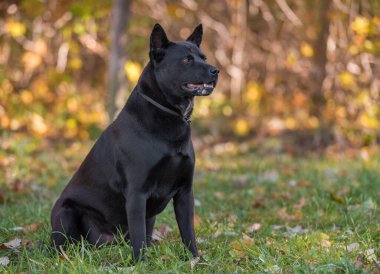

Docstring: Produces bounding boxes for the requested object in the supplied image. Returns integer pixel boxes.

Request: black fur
[50,24,219,262]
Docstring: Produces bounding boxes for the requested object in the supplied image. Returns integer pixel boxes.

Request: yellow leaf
[10,119,22,130]
[363,40,375,53]
[351,16,370,36]
[339,71,356,89]
[124,61,142,84]
[5,20,26,37]
[69,57,83,70]
[285,117,297,129]
[359,113,378,129]
[286,52,297,67]
[348,45,360,55]
[66,98,79,113]
[66,118,77,130]
[194,214,202,228]
[1,116,10,129]
[222,105,233,117]
[241,234,255,249]
[234,118,249,137]
[31,79,49,98]
[22,52,42,70]
[20,90,33,105]
[33,39,48,55]
[245,81,262,101]
[230,234,255,258]
[30,113,48,135]
[365,248,377,262]
[231,240,243,251]
[307,117,319,128]
[79,130,90,140]
[300,42,314,57]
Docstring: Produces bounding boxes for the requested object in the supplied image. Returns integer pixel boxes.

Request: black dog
[50,23,219,261]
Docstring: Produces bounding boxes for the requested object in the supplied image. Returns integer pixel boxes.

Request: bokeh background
[0,0,380,156]
[1,2,380,271]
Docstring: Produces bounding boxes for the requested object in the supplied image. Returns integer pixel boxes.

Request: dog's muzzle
[182,81,217,96]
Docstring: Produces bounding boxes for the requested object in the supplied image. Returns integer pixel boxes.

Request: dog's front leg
[126,193,147,262]
[173,189,199,258]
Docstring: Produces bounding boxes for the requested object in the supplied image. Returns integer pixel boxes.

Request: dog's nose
[209,67,219,76]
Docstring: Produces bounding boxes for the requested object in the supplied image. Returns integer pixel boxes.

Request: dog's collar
[138,91,191,123]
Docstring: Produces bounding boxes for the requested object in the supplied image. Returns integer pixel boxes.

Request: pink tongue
[187,83,203,88]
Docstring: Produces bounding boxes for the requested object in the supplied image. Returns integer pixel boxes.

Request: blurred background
[0,0,379,151]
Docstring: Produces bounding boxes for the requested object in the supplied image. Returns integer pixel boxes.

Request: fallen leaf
[23,222,44,234]
[230,234,255,258]
[288,179,297,187]
[233,175,250,188]
[152,231,162,242]
[354,252,365,268]
[190,257,200,270]
[229,241,243,257]
[152,224,172,242]
[22,239,32,247]
[213,191,225,199]
[331,225,341,233]
[2,238,22,249]
[278,207,302,221]
[362,198,377,210]
[267,264,281,273]
[241,234,255,248]
[259,170,279,183]
[159,254,171,260]
[293,197,307,210]
[194,199,201,207]
[10,227,24,233]
[194,215,202,228]
[228,214,238,223]
[196,238,205,243]
[279,249,285,255]
[321,239,331,248]
[0,256,9,266]
[11,179,30,193]
[283,225,309,236]
[247,223,262,233]
[365,248,377,262]
[252,196,265,208]
[159,224,171,236]
[347,243,360,252]
[340,186,350,195]
[330,192,345,204]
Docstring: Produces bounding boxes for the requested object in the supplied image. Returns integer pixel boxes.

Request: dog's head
[149,24,219,97]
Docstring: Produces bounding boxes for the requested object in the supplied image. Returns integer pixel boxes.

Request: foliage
[1,1,379,272]
[0,1,380,145]
[0,138,380,272]
[0,0,111,141]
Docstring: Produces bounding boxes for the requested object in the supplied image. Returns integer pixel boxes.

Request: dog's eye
[182,55,193,64]
[200,55,207,61]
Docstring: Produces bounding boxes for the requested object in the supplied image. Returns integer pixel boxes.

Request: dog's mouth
[181,81,216,96]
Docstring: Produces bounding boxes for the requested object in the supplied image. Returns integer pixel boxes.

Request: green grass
[1,137,379,273]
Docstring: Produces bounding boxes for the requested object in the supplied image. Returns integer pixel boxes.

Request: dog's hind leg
[81,215,115,247]
[51,206,82,248]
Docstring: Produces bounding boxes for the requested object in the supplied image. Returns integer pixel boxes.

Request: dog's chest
[145,152,193,216]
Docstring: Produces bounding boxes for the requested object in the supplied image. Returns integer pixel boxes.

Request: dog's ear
[186,24,203,47]
[150,24,170,62]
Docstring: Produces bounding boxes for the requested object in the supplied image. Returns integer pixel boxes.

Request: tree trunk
[311,0,331,146]
[107,0,131,121]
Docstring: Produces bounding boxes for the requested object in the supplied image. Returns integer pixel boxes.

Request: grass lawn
[0,136,379,273]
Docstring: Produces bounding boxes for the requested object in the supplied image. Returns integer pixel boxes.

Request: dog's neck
[137,62,194,122]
